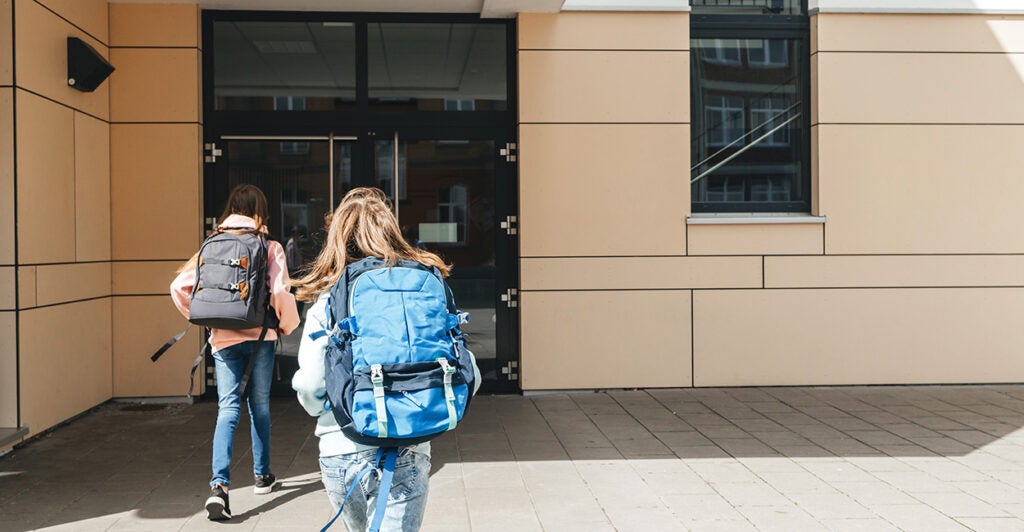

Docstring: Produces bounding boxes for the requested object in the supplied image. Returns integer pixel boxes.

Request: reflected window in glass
[690,3,809,213]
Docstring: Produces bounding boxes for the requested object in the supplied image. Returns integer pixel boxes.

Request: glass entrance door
[374,134,518,393]
[206,135,355,395]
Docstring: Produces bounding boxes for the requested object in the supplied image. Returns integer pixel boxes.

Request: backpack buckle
[228,283,240,291]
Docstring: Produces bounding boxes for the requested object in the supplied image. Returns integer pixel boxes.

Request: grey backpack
[152,228,278,397]
[188,229,272,329]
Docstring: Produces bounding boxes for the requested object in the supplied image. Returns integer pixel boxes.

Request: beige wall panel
[520,124,689,256]
[519,51,689,123]
[0,0,11,85]
[20,298,111,436]
[15,0,109,119]
[817,52,1024,124]
[75,112,110,262]
[521,291,691,389]
[767,255,1024,288]
[820,124,1024,254]
[0,312,15,427]
[694,288,1024,386]
[37,0,108,44]
[34,262,110,307]
[113,261,181,295]
[0,266,12,309]
[521,256,760,291]
[109,3,198,48]
[113,295,202,397]
[818,14,1024,53]
[111,124,200,260]
[110,48,199,123]
[519,12,689,50]
[17,91,75,264]
[18,265,34,307]
[688,224,823,256]
[0,88,12,265]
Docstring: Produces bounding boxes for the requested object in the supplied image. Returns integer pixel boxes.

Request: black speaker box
[67,37,114,92]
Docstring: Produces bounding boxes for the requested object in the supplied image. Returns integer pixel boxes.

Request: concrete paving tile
[737,504,824,532]
[955,517,1024,531]
[670,445,731,459]
[821,518,902,531]
[872,471,963,493]
[465,489,542,531]
[904,458,993,482]
[689,461,761,484]
[461,462,524,489]
[954,480,1024,505]
[872,504,972,531]
[736,456,806,474]
[713,481,791,507]
[712,437,778,456]
[757,471,838,494]
[800,461,875,483]
[844,456,919,473]
[653,431,713,447]
[35,513,126,531]
[909,491,1010,518]
[787,492,876,519]
[832,481,920,507]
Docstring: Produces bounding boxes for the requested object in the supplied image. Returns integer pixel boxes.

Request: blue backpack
[315,257,477,531]
[317,257,476,447]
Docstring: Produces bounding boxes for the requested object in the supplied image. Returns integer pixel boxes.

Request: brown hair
[176,184,271,274]
[290,187,451,302]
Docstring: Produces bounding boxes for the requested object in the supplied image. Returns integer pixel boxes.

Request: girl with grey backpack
[169,184,300,520]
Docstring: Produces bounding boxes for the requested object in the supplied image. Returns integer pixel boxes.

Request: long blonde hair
[291,187,451,302]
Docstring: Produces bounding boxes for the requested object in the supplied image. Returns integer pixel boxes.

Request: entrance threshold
[0,426,29,448]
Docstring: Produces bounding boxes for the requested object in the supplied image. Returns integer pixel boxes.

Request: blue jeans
[320,449,431,531]
[210,340,275,488]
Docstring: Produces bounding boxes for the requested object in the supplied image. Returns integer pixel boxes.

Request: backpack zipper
[400,390,425,408]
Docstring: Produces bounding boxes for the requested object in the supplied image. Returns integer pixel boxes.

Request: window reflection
[691,38,805,209]
[368,23,507,111]
[213,21,357,111]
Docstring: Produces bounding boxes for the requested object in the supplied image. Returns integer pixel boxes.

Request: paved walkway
[3,386,1024,531]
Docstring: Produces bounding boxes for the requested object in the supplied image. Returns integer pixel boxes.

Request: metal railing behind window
[691,103,801,185]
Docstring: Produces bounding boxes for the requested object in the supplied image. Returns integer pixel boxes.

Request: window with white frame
[699,38,742,65]
[704,95,746,147]
[748,40,789,68]
[750,97,791,147]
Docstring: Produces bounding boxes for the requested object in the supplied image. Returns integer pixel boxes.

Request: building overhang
[106,0,691,18]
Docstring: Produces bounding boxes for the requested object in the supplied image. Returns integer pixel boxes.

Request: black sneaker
[205,484,232,521]
[254,473,279,495]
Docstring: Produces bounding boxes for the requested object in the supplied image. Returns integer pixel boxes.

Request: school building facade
[2,0,1024,449]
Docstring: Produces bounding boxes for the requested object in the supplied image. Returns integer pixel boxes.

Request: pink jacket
[170,214,301,351]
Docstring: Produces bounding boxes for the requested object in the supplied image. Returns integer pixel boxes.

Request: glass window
[691,26,808,212]
[213,21,356,111]
[368,23,507,111]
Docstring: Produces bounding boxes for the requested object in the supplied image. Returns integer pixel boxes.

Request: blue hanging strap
[319,461,376,532]
[369,448,399,532]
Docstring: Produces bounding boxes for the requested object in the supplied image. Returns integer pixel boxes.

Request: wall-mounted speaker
[67,37,114,92]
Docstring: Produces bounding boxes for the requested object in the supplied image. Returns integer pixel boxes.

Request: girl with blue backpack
[290,187,480,531]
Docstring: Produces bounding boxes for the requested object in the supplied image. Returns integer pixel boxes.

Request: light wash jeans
[210,340,275,488]
[320,449,431,531]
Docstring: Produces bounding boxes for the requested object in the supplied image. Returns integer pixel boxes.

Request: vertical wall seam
[690,290,695,388]
[72,112,77,261]
[107,0,114,398]
[11,0,20,430]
